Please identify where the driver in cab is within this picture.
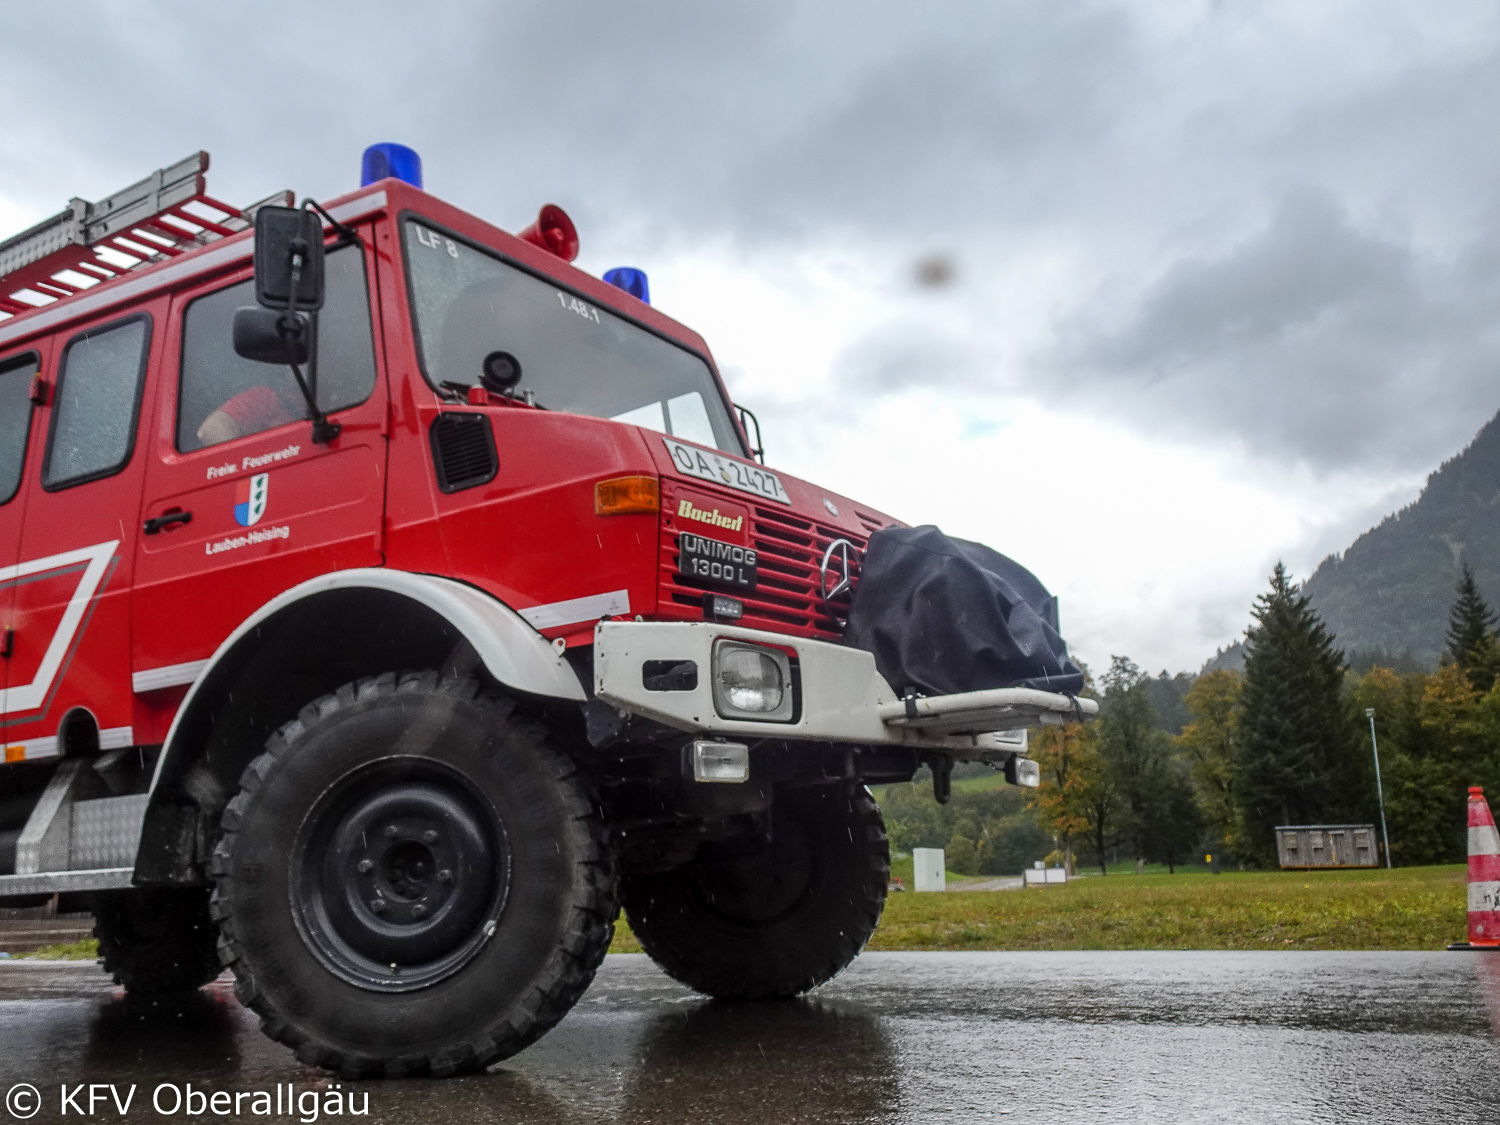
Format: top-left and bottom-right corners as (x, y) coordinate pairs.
(195, 384), (299, 447)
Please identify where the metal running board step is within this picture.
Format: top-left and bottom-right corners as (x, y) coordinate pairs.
(878, 687), (1098, 736)
(1, 760), (149, 901)
(0, 868), (134, 896)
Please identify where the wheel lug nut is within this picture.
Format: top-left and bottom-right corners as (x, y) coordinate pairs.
(357, 859), (373, 874)
(412, 904), (427, 918)
(437, 869), (452, 884)
(370, 899), (387, 913)
(423, 830), (438, 843)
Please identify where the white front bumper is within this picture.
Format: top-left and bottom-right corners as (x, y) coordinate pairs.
(593, 620), (1091, 753)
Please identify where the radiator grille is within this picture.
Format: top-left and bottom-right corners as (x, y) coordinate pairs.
(658, 480), (881, 639)
(430, 413), (498, 493)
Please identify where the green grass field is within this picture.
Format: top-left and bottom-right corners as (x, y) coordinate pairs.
(8, 868), (1465, 960)
(946, 771), (1011, 794)
(609, 865), (1467, 953)
(15, 938), (97, 961)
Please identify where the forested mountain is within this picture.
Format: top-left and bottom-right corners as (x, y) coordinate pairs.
(1206, 410), (1500, 672)
(1142, 671), (1195, 734)
(1301, 411), (1500, 667)
(1201, 643), (1246, 675)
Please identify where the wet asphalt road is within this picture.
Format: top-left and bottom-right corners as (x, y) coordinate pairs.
(0, 951), (1496, 1124)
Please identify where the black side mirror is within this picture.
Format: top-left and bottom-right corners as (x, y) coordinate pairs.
(254, 206), (325, 311)
(233, 307), (311, 365)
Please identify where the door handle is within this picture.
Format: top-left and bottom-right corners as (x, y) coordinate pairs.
(143, 509), (192, 535)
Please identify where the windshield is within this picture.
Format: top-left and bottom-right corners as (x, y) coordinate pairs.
(402, 218), (743, 454)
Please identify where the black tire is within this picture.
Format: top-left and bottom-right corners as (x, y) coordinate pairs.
(621, 784), (888, 999)
(209, 671), (617, 1078)
(93, 888), (222, 994)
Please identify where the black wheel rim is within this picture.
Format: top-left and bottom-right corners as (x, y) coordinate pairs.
(291, 757), (510, 993)
(693, 812), (818, 926)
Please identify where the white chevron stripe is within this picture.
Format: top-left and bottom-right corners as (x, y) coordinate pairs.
(0, 540), (117, 715)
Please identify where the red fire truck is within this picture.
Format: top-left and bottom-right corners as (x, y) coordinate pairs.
(0, 148), (1094, 1077)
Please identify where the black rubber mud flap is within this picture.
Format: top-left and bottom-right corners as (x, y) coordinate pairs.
(94, 887), (222, 994)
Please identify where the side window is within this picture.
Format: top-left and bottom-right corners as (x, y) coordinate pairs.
(177, 244), (377, 452)
(0, 354), (36, 504)
(44, 317), (150, 491)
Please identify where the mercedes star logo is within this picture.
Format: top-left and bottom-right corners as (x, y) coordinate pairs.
(819, 539), (857, 603)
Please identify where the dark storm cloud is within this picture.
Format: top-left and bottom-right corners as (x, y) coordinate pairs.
(0, 2), (1140, 238)
(1050, 187), (1500, 470)
(5, 2), (1500, 473)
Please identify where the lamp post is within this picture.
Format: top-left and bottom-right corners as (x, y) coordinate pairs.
(1365, 708), (1392, 869)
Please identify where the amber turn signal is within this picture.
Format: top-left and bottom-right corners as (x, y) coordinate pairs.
(595, 475), (659, 515)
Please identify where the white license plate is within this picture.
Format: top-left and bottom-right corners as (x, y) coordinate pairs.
(663, 438), (790, 505)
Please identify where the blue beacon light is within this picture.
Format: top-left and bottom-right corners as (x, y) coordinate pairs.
(361, 143), (423, 188)
(604, 267), (650, 305)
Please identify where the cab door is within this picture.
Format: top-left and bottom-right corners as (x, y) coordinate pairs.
(0, 346), (45, 760)
(5, 310), (160, 754)
(130, 237), (387, 704)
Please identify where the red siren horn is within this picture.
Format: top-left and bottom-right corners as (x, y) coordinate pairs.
(519, 204), (579, 262)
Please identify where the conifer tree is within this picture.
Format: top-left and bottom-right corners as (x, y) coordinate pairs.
(1446, 562), (1496, 664)
(1235, 563), (1363, 864)
(1446, 563), (1500, 692)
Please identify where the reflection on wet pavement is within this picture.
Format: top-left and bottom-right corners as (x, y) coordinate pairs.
(0, 951), (1496, 1122)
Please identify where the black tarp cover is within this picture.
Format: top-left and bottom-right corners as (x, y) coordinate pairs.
(843, 525), (1084, 697)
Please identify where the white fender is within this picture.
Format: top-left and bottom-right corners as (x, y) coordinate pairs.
(151, 569), (585, 792)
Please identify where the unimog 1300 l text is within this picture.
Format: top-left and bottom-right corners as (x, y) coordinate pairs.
(0, 146), (1095, 1077)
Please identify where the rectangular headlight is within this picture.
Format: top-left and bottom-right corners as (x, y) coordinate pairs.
(711, 640), (794, 722)
(1006, 756), (1041, 788)
(691, 740), (750, 783)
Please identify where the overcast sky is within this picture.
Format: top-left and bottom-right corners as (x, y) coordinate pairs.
(3, 1), (1497, 673)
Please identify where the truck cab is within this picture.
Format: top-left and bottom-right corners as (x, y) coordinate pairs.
(0, 148), (1093, 1076)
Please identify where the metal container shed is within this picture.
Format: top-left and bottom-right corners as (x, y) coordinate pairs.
(1275, 824), (1379, 869)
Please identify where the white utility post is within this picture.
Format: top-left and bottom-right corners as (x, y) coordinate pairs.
(912, 848), (946, 892)
(1365, 708), (1393, 869)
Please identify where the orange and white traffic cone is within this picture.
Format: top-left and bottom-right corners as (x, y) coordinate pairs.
(1449, 786), (1500, 950)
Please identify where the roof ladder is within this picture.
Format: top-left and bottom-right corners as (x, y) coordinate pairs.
(0, 152), (289, 319)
